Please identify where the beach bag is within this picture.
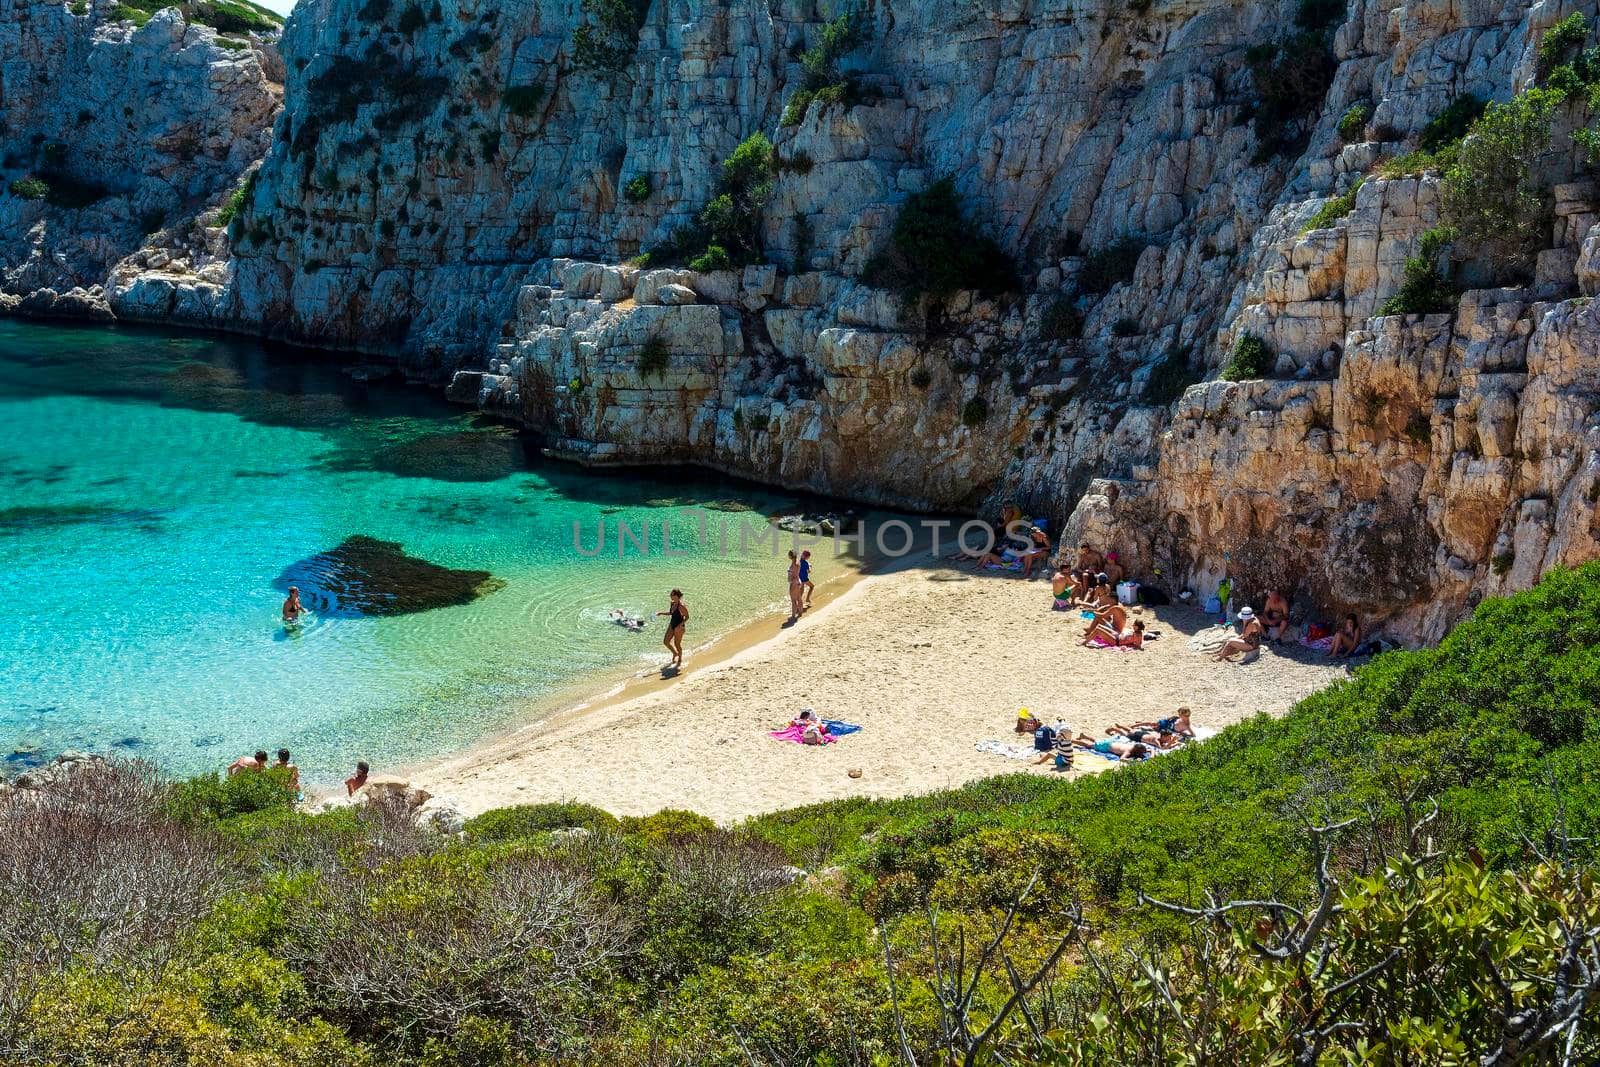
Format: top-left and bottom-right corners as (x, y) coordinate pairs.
(1306, 621), (1331, 641)
(1203, 595), (1221, 614)
(1139, 585), (1170, 606)
(1033, 726), (1057, 752)
(802, 722), (824, 745)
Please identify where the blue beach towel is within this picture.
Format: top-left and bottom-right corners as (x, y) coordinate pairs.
(822, 719), (861, 736)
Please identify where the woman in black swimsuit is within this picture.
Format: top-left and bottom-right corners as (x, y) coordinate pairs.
(656, 588), (688, 668)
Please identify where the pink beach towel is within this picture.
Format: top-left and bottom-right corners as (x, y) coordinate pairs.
(769, 723), (836, 745)
(1085, 634), (1138, 651)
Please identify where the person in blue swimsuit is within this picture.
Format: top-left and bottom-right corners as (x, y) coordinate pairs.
(799, 550), (814, 608)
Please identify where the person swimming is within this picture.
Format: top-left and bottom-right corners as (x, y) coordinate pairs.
(282, 586), (304, 624)
(608, 609), (646, 632)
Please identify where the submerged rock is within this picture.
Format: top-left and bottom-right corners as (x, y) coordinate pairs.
(320, 428), (530, 482)
(276, 535), (504, 617)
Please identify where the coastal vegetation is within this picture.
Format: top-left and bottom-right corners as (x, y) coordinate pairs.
(865, 176), (1018, 302)
(5, 566), (1600, 1062)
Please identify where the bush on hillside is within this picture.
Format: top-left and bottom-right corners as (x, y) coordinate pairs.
(1038, 296), (1083, 341)
(865, 177), (1018, 301)
(1078, 238), (1144, 293)
(1419, 93), (1487, 153)
(501, 84), (546, 118)
(1337, 100), (1370, 141)
(572, 0), (652, 73)
(623, 173), (651, 202)
(1220, 332), (1272, 380)
(1302, 176), (1362, 231)
(166, 767), (296, 824)
(8, 176), (48, 200)
(1440, 88), (1556, 277)
(1144, 347), (1199, 403)
(460, 801), (619, 841)
(1539, 10), (1590, 79)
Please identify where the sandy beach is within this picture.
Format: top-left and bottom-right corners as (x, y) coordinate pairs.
(413, 557), (1350, 823)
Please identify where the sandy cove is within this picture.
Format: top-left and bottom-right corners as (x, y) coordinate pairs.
(411, 556), (1351, 824)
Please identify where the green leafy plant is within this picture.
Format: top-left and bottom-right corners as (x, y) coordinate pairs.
(572, 0), (651, 73)
(1419, 93), (1486, 153)
(1302, 176), (1362, 232)
(689, 244), (733, 272)
(461, 802), (619, 841)
(865, 176), (1017, 301)
(1145, 347), (1198, 404)
(961, 396), (989, 427)
(215, 172), (256, 226)
(623, 174), (651, 202)
(501, 84), (546, 118)
(1038, 297), (1083, 342)
(1111, 317), (1139, 337)
(1440, 88), (1556, 278)
(1538, 11), (1590, 79)
(1337, 100), (1370, 141)
(1221, 332), (1272, 380)
(638, 336), (671, 376)
(7, 177), (48, 200)
(1078, 238), (1145, 293)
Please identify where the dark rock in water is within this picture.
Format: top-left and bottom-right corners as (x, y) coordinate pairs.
(111, 736), (142, 749)
(275, 535), (505, 616)
(320, 428), (529, 482)
(0, 503), (167, 535)
(192, 734), (225, 748)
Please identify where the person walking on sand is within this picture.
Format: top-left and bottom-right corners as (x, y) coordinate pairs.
(345, 760), (369, 796)
(800, 549), (815, 607)
(656, 588), (688, 668)
(282, 586), (304, 624)
(786, 551), (804, 621)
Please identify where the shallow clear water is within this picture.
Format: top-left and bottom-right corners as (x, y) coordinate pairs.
(0, 320), (810, 785)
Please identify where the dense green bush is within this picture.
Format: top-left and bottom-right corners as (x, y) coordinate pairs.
(619, 807), (716, 839)
(1301, 176), (1362, 231)
(623, 173), (650, 202)
(866, 176), (1018, 301)
(500, 84), (546, 118)
(1378, 226), (1456, 316)
(571, 0), (651, 73)
(637, 336), (671, 376)
(166, 767), (297, 823)
(960, 396), (989, 427)
(8, 176), (48, 200)
(1336, 100), (1370, 141)
(1144, 347), (1199, 404)
(1539, 10), (1590, 79)
(688, 244), (732, 271)
(1419, 93), (1486, 153)
(1038, 296), (1083, 341)
(1220, 332), (1272, 380)
(460, 801), (619, 841)
(1077, 238), (1144, 293)
(214, 172), (255, 226)
(1440, 88), (1556, 276)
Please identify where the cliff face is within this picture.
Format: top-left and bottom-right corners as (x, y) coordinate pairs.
(0, 0), (280, 315)
(5, 0), (1600, 639)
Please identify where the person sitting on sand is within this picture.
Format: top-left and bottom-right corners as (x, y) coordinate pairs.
(1115, 707), (1195, 739)
(1019, 524), (1053, 578)
(1034, 720), (1076, 769)
(1073, 735), (1151, 759)
(1082, 600), (1129, 645)
(272, 748), (300, 791)
(1214, 606), (1265, 661)
(1051, 564), (1076, 610)
(1103, 552), (1125, 586)
(1328, 613), (1362, 659)
(1075, 542), (1105, 575)
(1263, 590), (1292, 643)
(228, 750), (268, 776)
(345, 760), (369, 796)
(282, 586), (304, 624)
(1117, 619), (1147, 649)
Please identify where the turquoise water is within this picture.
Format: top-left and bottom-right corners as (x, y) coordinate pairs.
(0, 320), (810, 785)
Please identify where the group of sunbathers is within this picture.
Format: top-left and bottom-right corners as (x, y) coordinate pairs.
(1021, 707), (1196, 769)
(1050, 544), (1143, 648)
(1213, 588), (1366, 661)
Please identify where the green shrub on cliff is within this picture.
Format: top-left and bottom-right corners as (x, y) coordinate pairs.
(571, 0), (652, 73)
(1078, 237), (1144, 293)
(215, 172), (256, 227)
(865, 176), (1018, 301)
(689, 133), (776, 267)
(1220, 332), (1271, 380)
(501, 84), (546, 118)
(1378, 226), (1456, 316)
(7, 176), (48, 200)
(1301, 176), (1362, 232)
(1440, 88), (1556, 278)
(623, 173), (651, 202)
(1337, 99), (1370, 141)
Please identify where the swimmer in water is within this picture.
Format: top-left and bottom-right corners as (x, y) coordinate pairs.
(282, 586), (304, 624)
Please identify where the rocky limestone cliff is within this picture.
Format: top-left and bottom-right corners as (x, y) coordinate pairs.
(5, 0), (1600, 641)
(0, 0), (281, 315)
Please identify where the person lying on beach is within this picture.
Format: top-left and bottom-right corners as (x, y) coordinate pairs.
(345, 760), (369, 796)
(1214, 606), (1265, 661)
(958, 505), (1020, 562)
(282, 586), (304, 624)
(1328, 613), (1362, 659)
(1106, 724), (1181, 748)
(1072, 735), (1150, 759)
(228, 750), (268, 776)
(792, 709), (831, 745)
(1263, 590), (1292, 643)
(1115, 707), (1194, 738)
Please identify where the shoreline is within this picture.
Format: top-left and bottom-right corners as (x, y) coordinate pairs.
(403, 554), (1352, 824)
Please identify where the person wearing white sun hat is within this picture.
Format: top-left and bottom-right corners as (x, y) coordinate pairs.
(1214, 605), (1265, 661)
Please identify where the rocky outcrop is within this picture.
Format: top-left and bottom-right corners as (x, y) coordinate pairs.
(0, 1), (281, 314)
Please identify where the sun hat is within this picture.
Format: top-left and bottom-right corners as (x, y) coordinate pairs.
(1017, 707), (1032, 718)
(1238, 607), (1256, 619)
